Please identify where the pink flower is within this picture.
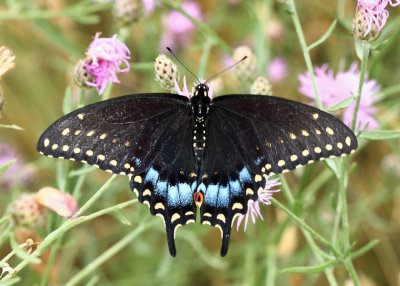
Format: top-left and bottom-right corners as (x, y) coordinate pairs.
(298, 63), (381, 131)
(142, 0), (157, 16)
(160, 1), (203, 50)
(356, 0), (400, 36)
(236, 176), (280, 232)
(267, 57), (288, 84)
(174, 77), (214, 99)
(85, 34), (131, 95)
(36, 187), (78, 218)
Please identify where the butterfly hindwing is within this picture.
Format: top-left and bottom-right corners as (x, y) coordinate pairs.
(212, 94), (358, 176)
(129, 108), (197, 256)
(198, 109), (267, 256)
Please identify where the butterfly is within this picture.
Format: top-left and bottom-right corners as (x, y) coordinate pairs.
(37, 82), (358, 257)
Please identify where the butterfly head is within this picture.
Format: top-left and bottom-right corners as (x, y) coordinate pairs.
(193, 83), (210, 99)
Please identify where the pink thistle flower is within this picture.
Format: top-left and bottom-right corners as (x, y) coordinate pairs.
(84, 33), (131, 95)
(267, 57), (288, 84)
(356, 0), (400, 36)
(298, 63), (381, 131)
(160, 1), (203, 50)
(236, 176), (280, 232)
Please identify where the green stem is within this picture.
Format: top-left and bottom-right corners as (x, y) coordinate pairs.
(77, 89), (85, 109)
(279, 175), (295, 207)
(9, 181), (134, 275)
(272, 199), (341, 258)
(351, 43), (370, 131)
(198, 40), (213, 79)
(73, 175), (117, 218)
(265, 244), (276, 286)
(39, 236), (63, 286)
(64, 220), (156, 286)
(286, 0), (323, 109)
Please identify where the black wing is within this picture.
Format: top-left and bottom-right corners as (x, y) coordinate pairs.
(199, 94), (357, 256)
(37, 93), (198, 256)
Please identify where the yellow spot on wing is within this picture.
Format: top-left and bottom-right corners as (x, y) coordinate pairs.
(100, 133), (107, 139)
(77, 113), (84, 120)
(255, 174), (262, 182)
(62, 128), (70, 136)
(155, 203), (165, 210)
(326, 144), (333, 151)
(278, 160), (286, 167)
(345, 136), (351, 146)
(134, 175), (142, 183)
(337, 142), (343, 149)
(110, 160), (117, 166)
(302, 150), (310, 156)
(44, 138), (50, 147)
(290, 133), (296, 140)
(73, 148), (81, 154)
(51, 144), (58, 150)
(301, 130), (309, 137)
(124, 163), (130, 169)
(97, 154), (105, 161)
(290, 155), (298, 161)
(326, 127), (335, 135)
(314, 147), (322, 153)
(232, 203), (243, 210)
(62, 145), (69, 151)
(74, 130), (81, 135)
(217, 214), (226, 223)
(246, 188), (254, 195)
(143, 189), (151, 196)
(87, 130), (95, 137)
(265, 164), (272, 170)
(86, 150), (93, 156)
(313, 113), (319, 119)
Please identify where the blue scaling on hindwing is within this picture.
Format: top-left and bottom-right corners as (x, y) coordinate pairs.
(144, 167), (159, 185)
(229, 180), (241, 196)
(204, 184), (219, 207)
(155, 180), (168, 197)
(177, 182), (193, 205)
(216, 184), (229, 208)
(167, 184), (179, 206)
(239, 166), (252, 183)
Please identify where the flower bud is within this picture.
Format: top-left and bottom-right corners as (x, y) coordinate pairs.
(250, 76), (272, 95)
(113, 0), (141, 27)
(155, 54), (180, 90)
(8, 194), (46, 228)
(353, 8), (381, 42)
(233, 46), (258, 82)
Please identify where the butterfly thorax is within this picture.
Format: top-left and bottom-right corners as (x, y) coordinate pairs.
(191, 83), (211, 164)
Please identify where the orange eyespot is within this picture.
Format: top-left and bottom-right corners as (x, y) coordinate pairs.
(193, 191), (204, 204)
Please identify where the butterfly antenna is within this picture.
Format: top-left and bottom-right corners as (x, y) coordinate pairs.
(205, 56), (247, 83)
(167, 47), (200, 83)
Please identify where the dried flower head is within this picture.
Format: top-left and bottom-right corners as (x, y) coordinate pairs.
(82, 33), (131, 95)
(298, 63), (381, 131)
(250, 76), (272, 95)
(233, 46), (258, 82)
(236, 176), (280, 231)
(155, 54), (180, 90)
(8, 194), (47, 228)
(0, 46), (15, 79)
(8, 188), (78, 228)
(113, 0), (141, 26)
(73, 59), (95, 89)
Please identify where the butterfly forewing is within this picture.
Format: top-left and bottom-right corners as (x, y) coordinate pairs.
(37, 94), (189, 175)
(212, 95), (358, 176)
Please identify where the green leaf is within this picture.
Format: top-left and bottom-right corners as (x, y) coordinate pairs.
(0, 277), (21, 286)
(354, 39), (364, 60)
(359, 130), (400, 140)
(282, 259), (337, 274)
(328, 94), (355, 112)
(113, 210), (132, 226)
(0, 160), (15, 175)
(62, 86), (72, 115)
(308, 19), (337, 50)
(324, 158), (340, 178)
(9, 233), (41, 264)
(0, 216), (10, 227)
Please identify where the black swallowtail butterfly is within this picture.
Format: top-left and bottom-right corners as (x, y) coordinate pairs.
(37, 83), (357, 256)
